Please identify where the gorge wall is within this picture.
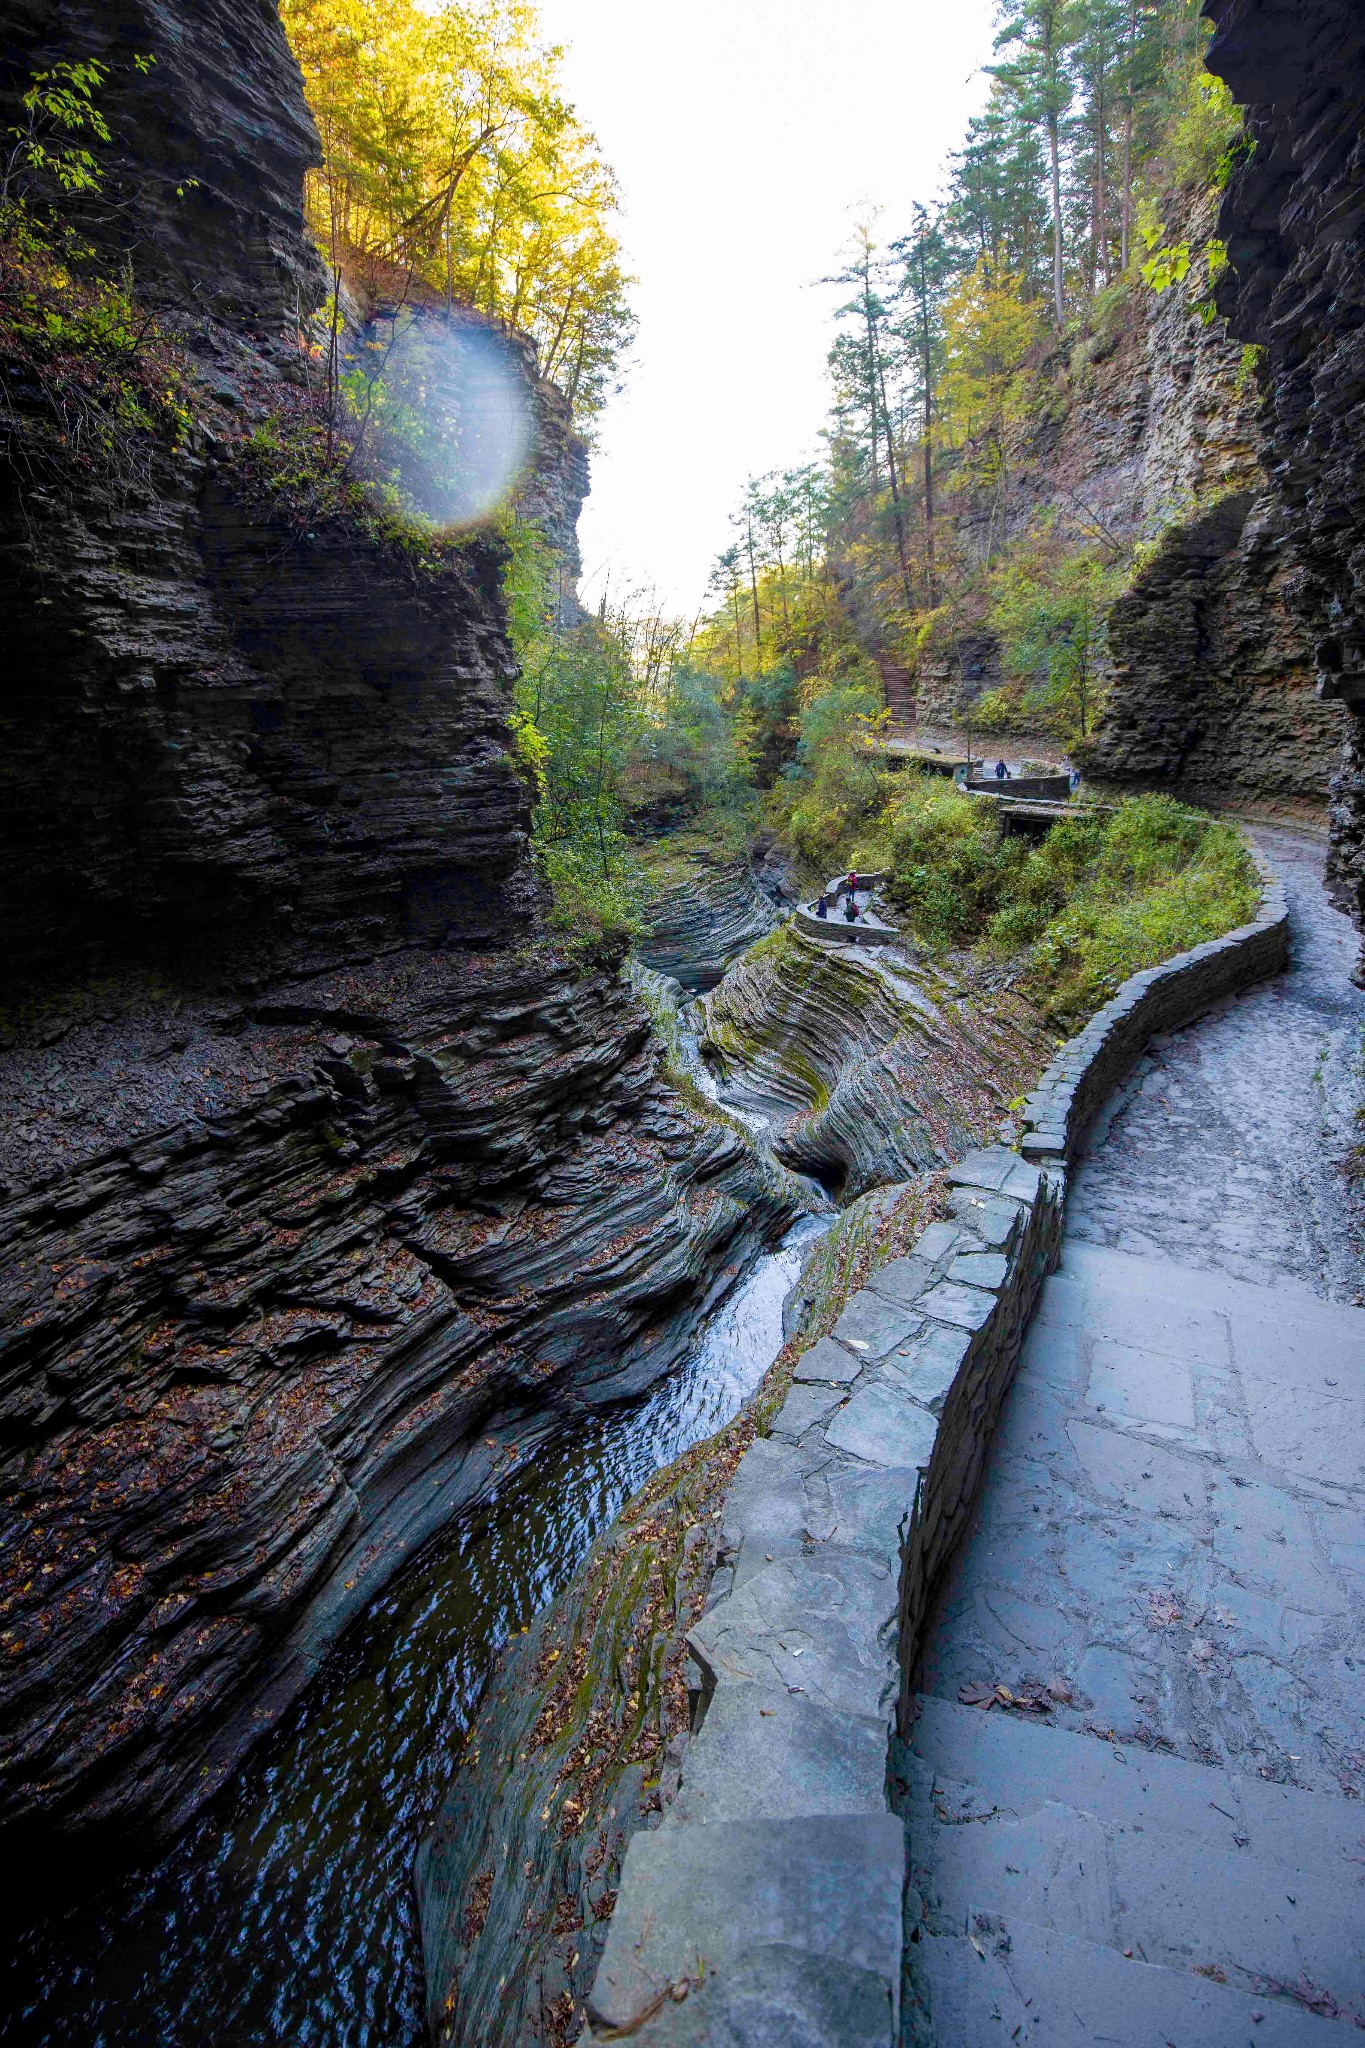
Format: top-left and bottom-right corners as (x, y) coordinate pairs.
(1205, 0), (1365, 947)
(920, 196), (1346, 816)
(0, 0), (794, 1853)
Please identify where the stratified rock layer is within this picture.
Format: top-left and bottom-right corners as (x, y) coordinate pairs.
(0, 0), (774, 1854)
(635, 845), (784, 991)
(0, 950), (795, 1846)
(1205, 0), (1365, 944)
(699, 925), (1050, 1199)
(925, 192), (1345, 811)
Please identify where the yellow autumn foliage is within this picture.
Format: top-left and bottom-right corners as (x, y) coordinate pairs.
(280, 0), (632, 421)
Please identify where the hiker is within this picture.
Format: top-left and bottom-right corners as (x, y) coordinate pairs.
(994, 759), (1008, 781)
(845, 869), (858, 903)
(815, 893), (828, 919)
(844, 895), (858, 923)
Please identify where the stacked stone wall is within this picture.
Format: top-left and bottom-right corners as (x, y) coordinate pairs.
(584, 844), (1287, 2045)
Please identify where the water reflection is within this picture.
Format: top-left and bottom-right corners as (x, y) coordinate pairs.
(5, 1220), (826, 2048)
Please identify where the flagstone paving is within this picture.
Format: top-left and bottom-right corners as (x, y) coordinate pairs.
(908, 830), (1365, 2042)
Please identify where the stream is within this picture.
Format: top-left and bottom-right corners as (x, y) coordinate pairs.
(3, 1212), (827, 2047)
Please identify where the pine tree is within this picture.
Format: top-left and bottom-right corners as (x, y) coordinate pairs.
(990, 0), (1080, 327)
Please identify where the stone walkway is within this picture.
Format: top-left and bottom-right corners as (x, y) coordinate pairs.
(908, 832), (1365, 2040)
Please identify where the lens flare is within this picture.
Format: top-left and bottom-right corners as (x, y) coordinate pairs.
(344, 307), (535, 530)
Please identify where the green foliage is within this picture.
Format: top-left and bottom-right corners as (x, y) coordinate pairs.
(770, 676), (890, 869)
(502, 519), (647, 953)
(2, 58), (115, 203)
(233, 402), (475, 569)
(0, 58), (190, 477)
(280, 0), (633, 430)
(1234, 340), (1264, 394)
(1136, 195), (1191, 292)
(536, 836), (646, 963)
(1163, 68), (1247, 192)
(986, 544), (1122, 740)
(883, 786), (1258, 1026)
(883, 778), (1025, 946)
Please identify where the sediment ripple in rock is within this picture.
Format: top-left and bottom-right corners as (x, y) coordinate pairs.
(635, 848), (783, 991)
(699, 923), (1050, 1199)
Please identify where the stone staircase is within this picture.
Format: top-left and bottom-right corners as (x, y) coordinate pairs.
(905, 1692), (1364, 2043)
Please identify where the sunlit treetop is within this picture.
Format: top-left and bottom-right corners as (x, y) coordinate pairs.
(280, 0), (634, 428)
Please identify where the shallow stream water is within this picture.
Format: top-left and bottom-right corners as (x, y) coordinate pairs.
(4, 1219), (826, 2047)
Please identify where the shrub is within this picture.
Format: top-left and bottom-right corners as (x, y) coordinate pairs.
(772, 677), (889, 869)
(882, 778), (1023, 946)
(881, 787), (1258, 1028)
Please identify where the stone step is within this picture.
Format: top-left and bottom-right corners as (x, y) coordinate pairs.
(910, 1694), (1365, 1874)
(907, 1697), (1365, 2024)
(668, 1679), (888, 1826)
(905, 1761), (1364, 2018)
(912, 1910), (1360, 2047)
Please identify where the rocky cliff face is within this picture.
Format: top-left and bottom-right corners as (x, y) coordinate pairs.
(0, 0), (790, 1852)
(926, 194), (1345, 814)
(1205, 0), (1365, 943)
(699, 926), (1050, 1201)
(0, 949), (793, 1850)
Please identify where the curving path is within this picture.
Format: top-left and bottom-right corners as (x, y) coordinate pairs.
(907, 830), (1365, 2042)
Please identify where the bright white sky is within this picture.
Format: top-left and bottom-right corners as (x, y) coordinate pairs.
(532, 0), (998, 619)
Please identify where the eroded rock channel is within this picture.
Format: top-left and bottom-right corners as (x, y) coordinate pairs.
(3, 901), (1039, 2045)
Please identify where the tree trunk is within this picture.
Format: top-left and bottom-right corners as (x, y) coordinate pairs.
(877, 356), (916, 612)
(1120, 1), (1136, 273)
(918, 246), (937, 608)
(1048, 110), (1065, 326)
(745, 519), (763, 668)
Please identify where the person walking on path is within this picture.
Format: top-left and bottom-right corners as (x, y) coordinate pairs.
(994, 758), (1008, 780)
(815, 893), (828, 919)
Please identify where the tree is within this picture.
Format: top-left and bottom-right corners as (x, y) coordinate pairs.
(279, 0), (634, 428)
(989, 549), (1122, 737)
(991, 0), (1079, 327)
(826, 227), (916, 614)
(891, 206), (954, 605)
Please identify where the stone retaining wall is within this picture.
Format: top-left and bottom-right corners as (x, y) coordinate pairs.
(965, 774), (1073, 802)
(1016, 850), (1289, 1165)
(583, 849), (1286, 2047)
(583, 1144), (1063, 2044)
(792, 905), (900, 947)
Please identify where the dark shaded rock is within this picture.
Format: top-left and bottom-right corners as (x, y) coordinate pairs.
(0, 948), (796, 1848)
(1205, 0), (1365, 947)
(0, 0), (325, 324)
(0, 0), (767, 1860)
(0, 457), (540, 984)
(927, 194), (1344, 811)
(636, 845), (783, 992)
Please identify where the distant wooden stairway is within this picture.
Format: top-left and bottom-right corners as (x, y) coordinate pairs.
(877, 658), (916, 734)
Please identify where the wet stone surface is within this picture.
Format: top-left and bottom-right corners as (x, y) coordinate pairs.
(1065, 826), (1365, 1303)
(909, 833), (1365, 2039)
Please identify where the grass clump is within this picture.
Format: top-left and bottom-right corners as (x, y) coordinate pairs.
(883, 785), (1258, 1028)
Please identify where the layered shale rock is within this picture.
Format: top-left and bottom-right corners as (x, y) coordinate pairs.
(635, 842), (787, 992)
(1027, 194), (1342, 810)
(922, 184), (1344, 813)
(0, 0), (791, 1851)
(415, 1177), (944, 2048)
(0, 950), (796, 1847)
(1205, 0), (1365, 944)
(698, 925), (1050, 1200)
